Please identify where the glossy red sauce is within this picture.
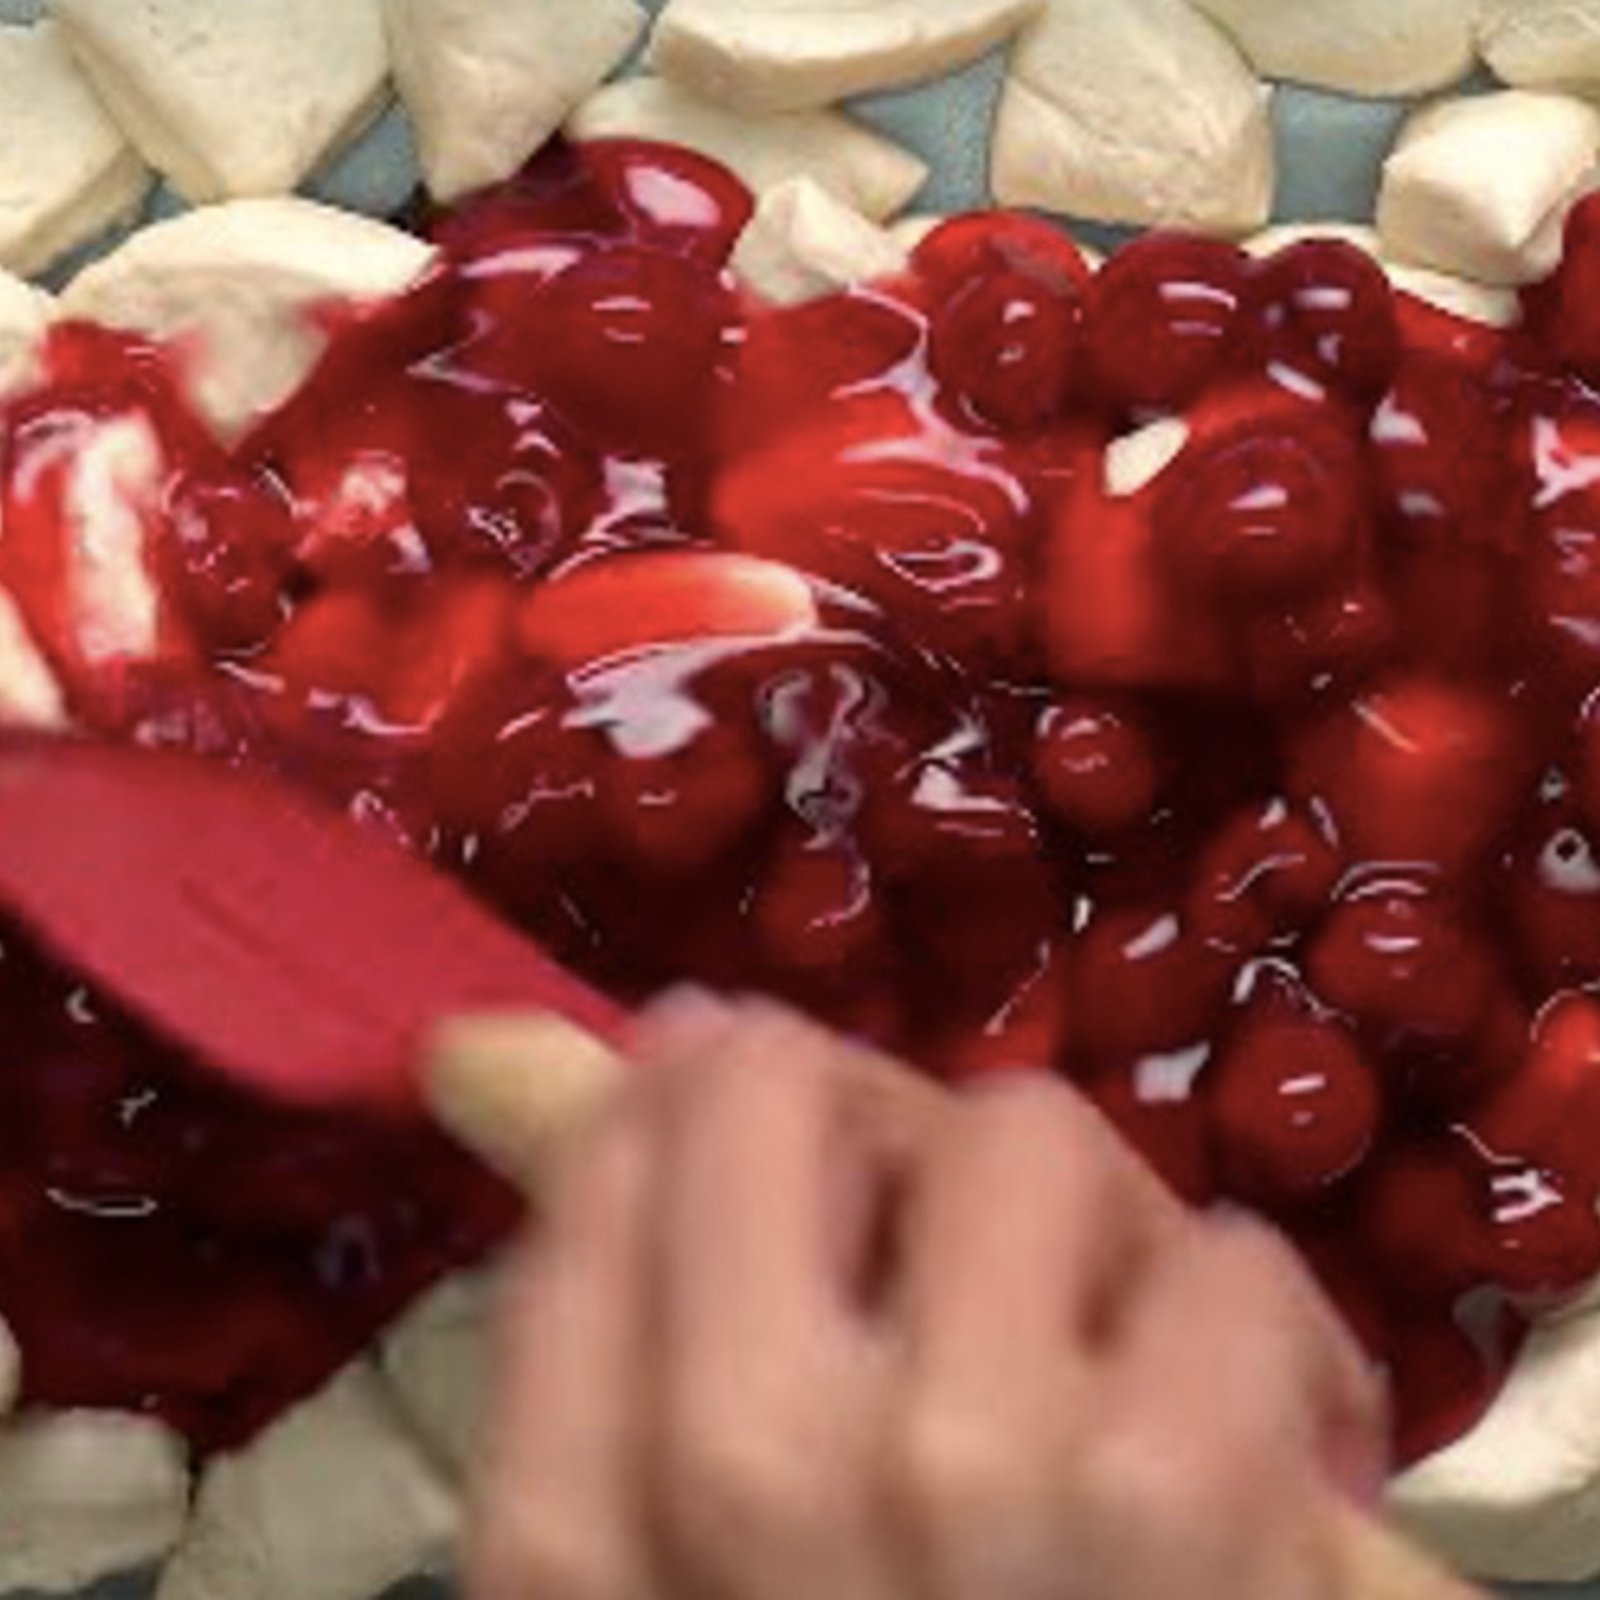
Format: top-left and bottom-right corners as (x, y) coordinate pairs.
(3, 137), (1600, 1464)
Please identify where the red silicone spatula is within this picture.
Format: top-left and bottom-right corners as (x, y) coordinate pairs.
(0, 736), (623, 1113)
(0, 737), (1485, 1600)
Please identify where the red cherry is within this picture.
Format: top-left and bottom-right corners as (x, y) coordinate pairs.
(1084, 233), (1250, 411)
(1504, 792), (1600, 991)
(1523, 398), (1600, 699)
(1357, 1142), (1488, 1298)
(1369, 356), (1516, 550)
(1156, 412), (1366, 601)
(1469, 993), (1600, 1175)
(1244, 581), (1394, 705)
(268, 578), (516, 734)
(1044, 439), (1234, 692)
(715, 390), (1037, 669)
(1551, 192), (1600, 380)
(929, 263), (1083, 432)
(160, 470), (295, 651)
(940, 943), (1074, 1081)
(1070, 905), (1235, 1067)
(427, 673), (609, 931)
(1308, 878), (1493, 1041)
(1292, 678), (1525, 875)
(1252, 239), (1399, 398)
(1210, 1015), (1382, 1206)
(1478, 1158), (1600, 1301)
(729, 289), (925, 448)
(580, 139), (755, 263)
(1186, 798), (1341, 954)
(751, 834), (886, 977)
(501, 245), (738, 457)
(1383, 1306), (1513, 1469)
(1393, 287), (1512, 374)
(913, 212), (1094, 301)
(595, 721), (772, 879)
(1031, 697), (1158, 835)
(514, 551), (819, 668)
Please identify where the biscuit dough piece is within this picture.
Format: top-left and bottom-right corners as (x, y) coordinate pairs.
(381, 1268), (499, 1478)
(155, 1362), (459, 1600)
(0, 21), (148, 277)
(566, 76), (928, 221)
(1390, 1309), (1600, 1582)
(990, 0), (1274, 236)
(1191, 0), (1475, 96)
(732, 177), (910, 302)
(650, 0), (1042, 114)
(54, 0), (390, 203)
(61, 198), (434, 440)
(1479, 0), (1600, 94)
(1377, 90), (1600, 286)
(386, 0), (646, 202)
(0, 1410), (190, 1595)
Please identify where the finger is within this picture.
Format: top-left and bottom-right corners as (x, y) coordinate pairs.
(904, 1072), (1184, 1370)
(652, 996), (897, 1345)
(464, 1103), (657, 1600)
(647, 999), (903, 1600)
(888, 1074), (1183, 1599)
(1103, 1212), (1390, 1573)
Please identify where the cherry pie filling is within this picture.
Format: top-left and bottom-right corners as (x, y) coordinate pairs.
(4, 138), (1600, 1465)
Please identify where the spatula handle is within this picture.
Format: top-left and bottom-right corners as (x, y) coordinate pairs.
(423, 1011), (1486, 1600)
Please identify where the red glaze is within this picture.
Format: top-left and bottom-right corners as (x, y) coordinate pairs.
(2, 137), (1600, 1465)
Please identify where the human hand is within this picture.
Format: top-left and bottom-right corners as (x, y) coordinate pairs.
(464, 991), (1388, 1600)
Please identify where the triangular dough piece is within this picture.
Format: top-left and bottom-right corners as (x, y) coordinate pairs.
(61, 198), (434, 440)
(649, 0), (1042, 114)
(387, 0), (646, 203)
(1377, 90), (1600, 287)
(990, 0), (1273, 236)
(732, 176), (909, 303)
(0, 21), (148, 277)
(0, 269), (53, 396)
(1192, 0), (1474, 97)
(54, 0), (390, 203)
(566, 76), (927, 221)
(1480, 0), (1600, 93)
(155, 1362), (458, 1600)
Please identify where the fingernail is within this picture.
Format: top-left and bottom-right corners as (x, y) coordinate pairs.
(630, 984), (740, 1063)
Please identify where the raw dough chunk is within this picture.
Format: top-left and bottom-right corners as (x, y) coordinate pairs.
(0, 1410), (190, 1595)
(0, 270), (54, 396)
(1377, 90), (1600, 286)
(566, 76), (928, 221)
(991, 0), (1274, 236)
(0, 21), (148, 277)
(62, 198), (435, 440)
(381, 1267), (498, 1477)
(54, 0), (390, 203)
(386, 0), (646, 203)
(650, 0), (1042, 114)
(1191, 0), (1474, 96)
(1480, 0), (1600, 93)
(156, 1362), (459, 1600)
(1390, 1310), (1600, 1582)
(732, 177), (909, 302)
